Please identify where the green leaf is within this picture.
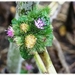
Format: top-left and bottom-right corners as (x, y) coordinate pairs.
(11, 18), (18, 25)
(18, 15), (28, 23)
(45, 33), (53, 46)
(12, 25), (20, 35)
(20, 45), (33, 60)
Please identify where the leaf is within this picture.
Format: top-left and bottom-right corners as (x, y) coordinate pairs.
(45, 33), (53, 46)
(12, 25), (20, 35)
(18, 15), (28, 23)
(20, 46), (33, 60)
(40, 6), (50, 16)
(11, 18), (18, 25)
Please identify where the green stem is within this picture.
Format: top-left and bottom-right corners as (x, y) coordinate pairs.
(34, 51), (47, 73)
(39, 47), (57, 74)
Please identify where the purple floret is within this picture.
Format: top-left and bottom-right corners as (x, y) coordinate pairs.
(34, 18), (45, 29)
(7, 26), (14, 38)
(25, 64), (33, 71)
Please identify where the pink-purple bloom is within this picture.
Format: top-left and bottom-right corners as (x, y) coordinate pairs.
(34, 18), (44, 29)
(7, 26), (14, 38)
(25, 64), (33, 71)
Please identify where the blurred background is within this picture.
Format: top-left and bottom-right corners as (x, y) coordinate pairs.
(0, 1), (75, 74)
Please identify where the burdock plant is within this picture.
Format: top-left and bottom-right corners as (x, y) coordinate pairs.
(7, 6), (56, 74)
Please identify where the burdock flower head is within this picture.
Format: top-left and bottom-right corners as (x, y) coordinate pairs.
(20, 23), (29, 33)
(34, 18), (45, 29)
(25, 34), (37, 48)
(7, 26), (14, 38)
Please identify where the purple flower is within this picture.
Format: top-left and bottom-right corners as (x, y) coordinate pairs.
(34, 18), (44, 29)
(7, 26), (14, 38)
(25, 64), (33, 71)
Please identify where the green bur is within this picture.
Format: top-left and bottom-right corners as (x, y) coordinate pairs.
(8, 2), (57, 73)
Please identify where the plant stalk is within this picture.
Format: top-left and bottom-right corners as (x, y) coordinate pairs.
(34, 51), (47, 73)
(39, 47), (57, 74)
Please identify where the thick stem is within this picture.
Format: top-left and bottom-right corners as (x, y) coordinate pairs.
(39, 48), (57, 74)
(34, 51), (47, 73)
(7, 43), (22, 73)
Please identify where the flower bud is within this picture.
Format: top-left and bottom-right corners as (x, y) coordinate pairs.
(20, 23), (29, 33)
(25, 34), (37, 48)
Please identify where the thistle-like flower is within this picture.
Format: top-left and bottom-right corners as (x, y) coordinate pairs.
(7, 26), (14, 38)
(34, 18), (44, 29)
(25, 34), (37, 48)
(20, 23), (29, 33)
